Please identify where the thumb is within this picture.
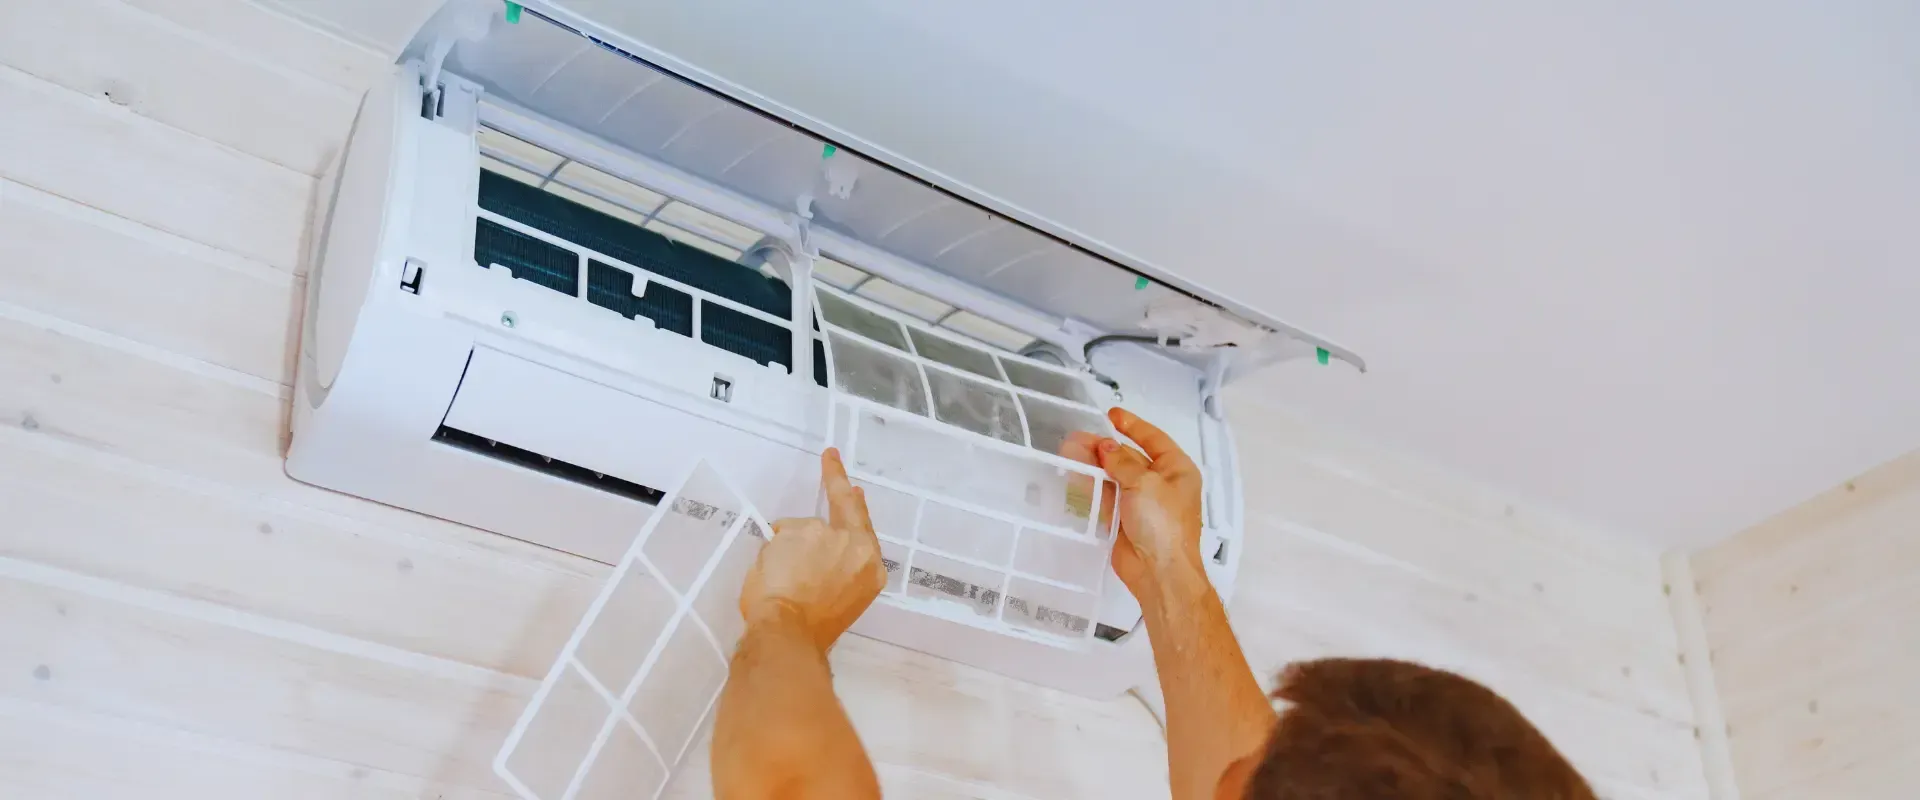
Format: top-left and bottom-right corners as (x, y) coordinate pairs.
(1096, 437), (1154, 490)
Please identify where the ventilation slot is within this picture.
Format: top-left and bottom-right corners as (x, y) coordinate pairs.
(433, 425), (665, 504)
(701, 304), (790, 370)
(474, 217), (579, 296)
(587, 259), (692, 336)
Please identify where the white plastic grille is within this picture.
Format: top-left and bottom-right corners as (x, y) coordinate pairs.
(826, 400), (1121, 646)
(496, 460), (766, 800)
(815, 284), (1123, 647)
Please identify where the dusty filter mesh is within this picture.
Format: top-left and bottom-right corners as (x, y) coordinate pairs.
(830, 399), (1122, 645)
(496, 461), (767, 800)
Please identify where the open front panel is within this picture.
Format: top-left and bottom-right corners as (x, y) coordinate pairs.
(497, 460), (766, 800)
(439, 4), (1364, 375)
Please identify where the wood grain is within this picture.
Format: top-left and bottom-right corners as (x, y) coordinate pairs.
(1695, 449), (1920, 798)
(0, 65), (311, 270)
(0, 0), (362, 175)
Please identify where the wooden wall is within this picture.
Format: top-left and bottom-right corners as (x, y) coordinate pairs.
(1691, 450), (1920, 799)
(0, 1), (1706, 797)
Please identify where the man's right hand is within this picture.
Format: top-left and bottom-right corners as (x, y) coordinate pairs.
(741, 448), (886, 653)
(1077, 407), (1208, 598)
(1072, 409), (1273, 800)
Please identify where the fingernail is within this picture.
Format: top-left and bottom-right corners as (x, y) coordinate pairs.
(825, 447), (841, 460)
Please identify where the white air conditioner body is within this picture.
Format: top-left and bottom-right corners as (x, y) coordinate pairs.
(287, 0), (1361, 699)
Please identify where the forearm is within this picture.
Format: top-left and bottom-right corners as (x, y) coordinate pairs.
(712, 605), (880, 800)
(1140, 557), (1277, 800)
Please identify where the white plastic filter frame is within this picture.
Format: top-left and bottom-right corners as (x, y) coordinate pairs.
(496, 460), (767, 800)
(829, 397), (1121, 645)
(816, 284), (1115, 444)
(814, 284), (1125, 647)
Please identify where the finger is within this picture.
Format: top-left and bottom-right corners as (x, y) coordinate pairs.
(770, 517), (808, 536)
(1096, 437), (1155, 490)
(1057, 430), (1102, 466)
(1109, 407), (1197, 474)
(820, 449), (874, 533)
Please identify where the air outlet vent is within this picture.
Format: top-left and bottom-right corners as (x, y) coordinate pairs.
(432, 425), (664, 504)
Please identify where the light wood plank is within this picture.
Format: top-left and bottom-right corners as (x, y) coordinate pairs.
(0, 562), (533, 794)
(1227, 396), (1663, 583)
(121, 0), (391, 92)
(0, 697), (512, 800)
(1692, 447), (1920, 584)
(0, 492), (1168, 800)
(0, 64), (311, 271)
(1748, 746), (1920, 800)
(1712, 572), (1920, 713)
(1229, 540), (1703, 797)
(0, 179), (300, 384)
(0, 0), (361, 175)
(1236, 515), (1691, 725)
(0, 425), (602, 680)
(1695, 446), (1920, 798)
(1697, 484), (1920, 650)
(0, 309), (599, 574)
(662, 660), (1164, 800)
(831, 636), (1170, 800)
(1722, 659), (1918, 797)
(255, 0), (442, 58)
(1239, 441), (1675, 644)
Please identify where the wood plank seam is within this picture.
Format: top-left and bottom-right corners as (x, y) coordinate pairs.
(0, 298), (287, 398)
(0, 61), (309, 177)
(107, 0), (367, 98)
(1286, 446), (1665, 581)
(0, 694), (517, 799)
(0, 554), (533, 692)
(0, 421), (607, 585)
(2, 176), (296, 286)
(0, 63), (313, 270)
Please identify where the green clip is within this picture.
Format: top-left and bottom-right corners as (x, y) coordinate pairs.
(1315, 347), (1330, 365)
(822, 143), (838, 159)
(1133, 276), (1149, 290)
(503, 1), (522, 23)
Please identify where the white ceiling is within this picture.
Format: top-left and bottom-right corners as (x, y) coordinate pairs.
(316, 0), (1920, 548)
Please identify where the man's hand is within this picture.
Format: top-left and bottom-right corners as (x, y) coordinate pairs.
(1063, 408), (1206, 598)
(716, 448), (885, 798)
(739, 448), (887, 652)
(1067, 408), (1274, 800)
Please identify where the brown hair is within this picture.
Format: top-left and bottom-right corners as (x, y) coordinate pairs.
(1241, 659), (1598, 800)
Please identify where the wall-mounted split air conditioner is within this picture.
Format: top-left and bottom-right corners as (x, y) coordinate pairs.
(287, 0), (1362, 722)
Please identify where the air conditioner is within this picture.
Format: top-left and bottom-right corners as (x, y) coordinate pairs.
(286, 0), (1363, 704)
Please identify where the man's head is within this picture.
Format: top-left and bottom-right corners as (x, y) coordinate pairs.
(1221, 658), (1598, 800)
